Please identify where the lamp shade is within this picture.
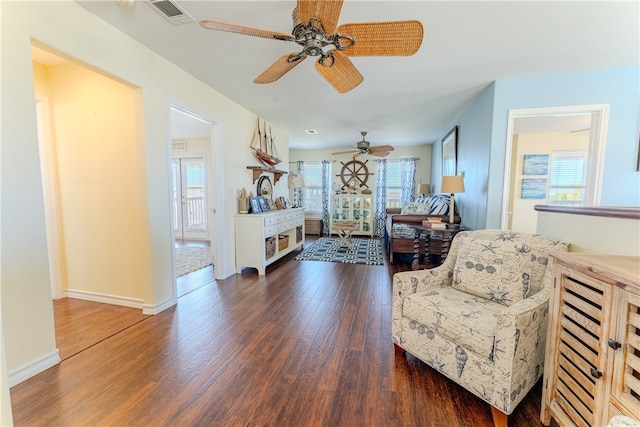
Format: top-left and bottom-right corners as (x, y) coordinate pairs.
(288, 172), (305, 189)
(441, 175), (465, 194)
(417, 183), (430, 196)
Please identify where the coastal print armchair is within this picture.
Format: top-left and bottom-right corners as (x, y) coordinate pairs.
(392, 230), (568, 427)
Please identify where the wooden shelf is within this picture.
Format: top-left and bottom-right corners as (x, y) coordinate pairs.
(247, 166), (287, 184)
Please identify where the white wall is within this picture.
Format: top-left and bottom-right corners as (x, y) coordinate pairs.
(1, 1), (288, 408)
(34, 60), (152, 303)
(537, 210), (639, 255)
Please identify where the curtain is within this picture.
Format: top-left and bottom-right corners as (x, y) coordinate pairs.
(322, 160), (331, 235)
(401, 157), (417, 204)
(374, 159), (388, 237)
(296, 160), (304, 208)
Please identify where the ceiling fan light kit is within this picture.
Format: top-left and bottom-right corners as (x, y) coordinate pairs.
(200, 0), (424, 93)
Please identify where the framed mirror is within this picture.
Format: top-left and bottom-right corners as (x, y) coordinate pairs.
(257, 175), (273, 199)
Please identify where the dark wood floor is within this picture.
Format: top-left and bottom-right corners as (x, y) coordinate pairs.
(10, 236), (547, 427)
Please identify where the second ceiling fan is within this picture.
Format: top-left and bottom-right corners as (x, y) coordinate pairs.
(332, 131), (394, 158)
(200, 0), (424, 93)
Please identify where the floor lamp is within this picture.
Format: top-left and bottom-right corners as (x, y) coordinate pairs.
(288, 172), (305, 208)
(440, 175), (465, 223)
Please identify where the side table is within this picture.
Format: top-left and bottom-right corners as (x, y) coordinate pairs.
(333, 220), (358, 252)
(410, 225), (460, 270)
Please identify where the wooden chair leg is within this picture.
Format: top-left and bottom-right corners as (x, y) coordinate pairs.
(393, 343), (406, 357)
(490, 406), (508, 427)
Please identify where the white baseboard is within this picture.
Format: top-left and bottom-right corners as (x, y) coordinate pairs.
(64, 289), (178, 315)
(64, 289), (144, 309)
(142, 298), (176, 315)
(8, 350), (60, 387)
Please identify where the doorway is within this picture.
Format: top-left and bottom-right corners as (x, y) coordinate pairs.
(501, 105), (609, 231)
(168, 105), (225, 287)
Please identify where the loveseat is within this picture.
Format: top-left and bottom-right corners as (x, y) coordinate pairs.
(392, 230), (569, 426)
(385, 194), (460, 263)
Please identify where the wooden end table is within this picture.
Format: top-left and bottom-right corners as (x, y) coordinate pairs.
(410, 225), (460, 270)
(333, 220), (358, 252)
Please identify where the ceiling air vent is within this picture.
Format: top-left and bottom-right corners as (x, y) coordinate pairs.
(147, 0), (195, 25)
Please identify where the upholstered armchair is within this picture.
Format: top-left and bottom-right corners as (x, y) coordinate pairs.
(392, 230), (568, 426)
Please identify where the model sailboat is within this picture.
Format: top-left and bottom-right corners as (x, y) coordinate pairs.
(250, 118), (281, 168)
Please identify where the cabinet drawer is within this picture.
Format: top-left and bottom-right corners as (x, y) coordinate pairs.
(264, 225), (278, 236)
(264, 215), (281, 226)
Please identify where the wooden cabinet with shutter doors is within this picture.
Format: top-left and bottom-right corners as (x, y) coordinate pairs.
(541, 253), (640, 427)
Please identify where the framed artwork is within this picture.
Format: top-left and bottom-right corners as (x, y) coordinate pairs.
(442, 126), (458, 176)
(521, 178), (547, 199)
(258, 196), (269, 212)
(250, 196), (261, 214)
(267, 198), (276, 211)
(523, 154), (549, 175)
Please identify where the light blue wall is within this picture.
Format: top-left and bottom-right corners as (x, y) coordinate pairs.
(488, 67), (640, 227)
(455, 83), (495, 230)
(435, 67), (640, 230)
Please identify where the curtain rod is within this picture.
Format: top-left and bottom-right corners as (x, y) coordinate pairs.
(290, 158), (419, 163)
(288, 160), (338, 164)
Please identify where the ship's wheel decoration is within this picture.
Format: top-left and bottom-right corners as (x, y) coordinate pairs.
(336, 159), (372, 189)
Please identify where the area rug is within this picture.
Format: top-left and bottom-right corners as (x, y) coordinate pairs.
(295, 237), (384, 265)
(176, 246), (213, 277)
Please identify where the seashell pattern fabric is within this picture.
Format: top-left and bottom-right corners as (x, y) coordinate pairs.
(607, 416), (640, 427)
(451, 231), (563, 307)
(392, 229), (568, 415)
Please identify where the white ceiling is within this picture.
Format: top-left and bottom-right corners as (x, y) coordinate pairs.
(67, 1), (637, 149)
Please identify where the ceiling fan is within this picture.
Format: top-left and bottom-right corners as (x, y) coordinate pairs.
(331, 131), (394, 158)
(199, 0), (423, 93)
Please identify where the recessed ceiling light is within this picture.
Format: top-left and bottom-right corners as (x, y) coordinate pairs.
(305, 129), (318, 135)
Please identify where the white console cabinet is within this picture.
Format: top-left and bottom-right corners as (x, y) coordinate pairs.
(234, 208), (305, 275)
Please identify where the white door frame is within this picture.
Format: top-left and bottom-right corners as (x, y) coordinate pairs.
(35, 99), (64, 300)
(501, 104), (609, 229)
(168, 104), (226, 281)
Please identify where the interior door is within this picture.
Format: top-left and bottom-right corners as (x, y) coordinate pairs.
(172, 157), (208, 240)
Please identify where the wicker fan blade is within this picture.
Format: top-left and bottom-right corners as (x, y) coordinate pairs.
(296, 0), (344, 34)
(254, 53), (307, 84)
(336, 21), (423, 56)
(332, 149), (359, 155)
(370, 145), (395, 153)
(200, 20), (294, 41)
(368, 151), (390, 157)
(315, 50), (363, 93)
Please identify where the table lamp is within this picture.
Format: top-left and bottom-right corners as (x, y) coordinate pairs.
(440, 175), (465, 223)
(417, 183), (430, 198)
(288, 172), (305, 208)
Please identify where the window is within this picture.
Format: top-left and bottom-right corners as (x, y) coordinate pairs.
(303, 162), (325, 213)
(386, 160), (402, 208)
(549, 150), (588, 206)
